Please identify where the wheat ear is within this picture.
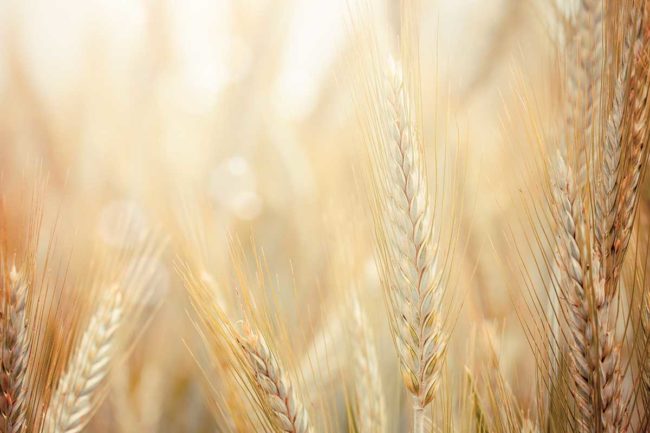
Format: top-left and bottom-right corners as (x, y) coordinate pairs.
(239, 328), (312, 433)
(595, 5), (643, 269)
(554, 153), (626, 432)
(586, 264), (624, 433)
(373, 59), (445, 433)
(350, 296), (386, 433)
(588, 6), (649, 432)
(42, 286), (123, 433)
(566, 0), (603, 186)
(608, 41), (650, 292)
(552, 154), (592, 432)
(0, 266), (30, 433)
(596, 66), (625, 281)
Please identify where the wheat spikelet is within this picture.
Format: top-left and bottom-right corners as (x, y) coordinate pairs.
(0, 266), (30, 433)
(350, 296), (385, 433)
(42, 285), (123, 433)
(239, 327), (312, 433)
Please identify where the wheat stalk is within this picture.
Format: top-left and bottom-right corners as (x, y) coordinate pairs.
(350, 295), (386, 433)
(591, 262), (624, 433)
(565, 0), (604, 187)
(595, 65), (625, 281)
(552, 154), (593, 432)
(548, 5), (650, 432)
(553, 150), (627, 433)
(608, 45), (650, 294)
(591, 5), (650, 432)
(239, 327), (312, 433)
(368, 57), (446, 433)
(0, 266), (30, 433)
(42, 285), (123, 433)
(596, 5), (642, 258)
(383, 60), (444, 413)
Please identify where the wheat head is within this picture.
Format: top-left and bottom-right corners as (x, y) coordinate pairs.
(42, 285), (123, 433)
(350, 295), (386, 433)
(552, 154), (593, 432)
(239, 327), (312, 433)
(0, 266), (30, 433)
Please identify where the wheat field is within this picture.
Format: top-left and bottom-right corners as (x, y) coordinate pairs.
(0, 0), (649, 432)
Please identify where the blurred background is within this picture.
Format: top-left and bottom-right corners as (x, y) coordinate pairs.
(0, 0), (556, 431)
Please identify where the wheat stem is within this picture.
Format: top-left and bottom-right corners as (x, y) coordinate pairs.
(412, 399), (426, 433)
